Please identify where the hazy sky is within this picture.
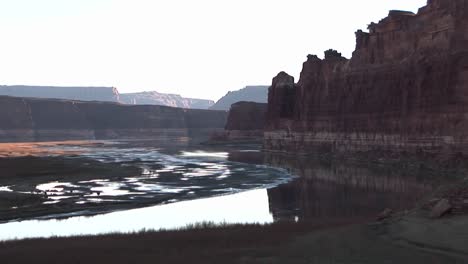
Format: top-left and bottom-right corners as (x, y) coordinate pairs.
(0, 0), (427, 101)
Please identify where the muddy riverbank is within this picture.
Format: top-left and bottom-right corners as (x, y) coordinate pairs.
(0, 141), (292, 224)
(0, 140), (467, 263)
(0, 212), (466, 264)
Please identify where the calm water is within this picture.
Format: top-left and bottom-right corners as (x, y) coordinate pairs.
(0, 141), (440, 241)
(0, 189), (273, 240)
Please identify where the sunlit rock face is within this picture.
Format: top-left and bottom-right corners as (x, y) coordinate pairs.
(120, 92), (214, 109)
(265, 0), (468, 155)
(0, 96), (227, 142)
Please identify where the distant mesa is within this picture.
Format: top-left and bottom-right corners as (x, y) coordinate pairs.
(210, 86), (269, 111)
(120, 91), (214, 109)
(0, 85), (214, 110)
(0, 85), (120, 103)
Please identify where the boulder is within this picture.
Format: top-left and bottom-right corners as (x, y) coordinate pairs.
(376, 208), (394, 221)
(430, 199), (452, 218)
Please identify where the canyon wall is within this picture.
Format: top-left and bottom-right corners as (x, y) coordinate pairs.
(0, 96), (227, 143)
(223, 102), (267, 141)
(265, 0), (468, 157)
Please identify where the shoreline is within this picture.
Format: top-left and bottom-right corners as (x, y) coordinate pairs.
(0, 213), (466, 263)
(0, 141), (294, 225)
(0, 140), (466, 263)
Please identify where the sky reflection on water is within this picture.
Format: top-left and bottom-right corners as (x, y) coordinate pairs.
(0, 142), (441, 242)
(0, 189), (272, 241)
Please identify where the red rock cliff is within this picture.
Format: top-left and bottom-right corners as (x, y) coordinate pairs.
(265, 0), (468, 155)
(225, 102), (267, 131)
(221, 102), (267, 141)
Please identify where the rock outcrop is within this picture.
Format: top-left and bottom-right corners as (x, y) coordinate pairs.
(210, 86), (268, 111)
(430, 199), (452, 218)
(222, 102), (267, 141)
(225, 102), (267, 131)
(0, 96), (227, 143)
(120, 91), (214, 109)
(265, 0), (468, 156)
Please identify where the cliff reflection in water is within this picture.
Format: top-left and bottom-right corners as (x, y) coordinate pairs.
(229, 151), (435, 222)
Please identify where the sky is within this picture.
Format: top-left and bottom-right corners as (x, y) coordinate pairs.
(0, 0), (427, 101)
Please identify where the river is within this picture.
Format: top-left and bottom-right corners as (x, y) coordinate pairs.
(0, 140), (440, 240)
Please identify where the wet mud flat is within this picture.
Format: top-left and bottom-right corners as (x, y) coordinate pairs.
(0, 155), (143, 221)
(0, 141), (291, 223)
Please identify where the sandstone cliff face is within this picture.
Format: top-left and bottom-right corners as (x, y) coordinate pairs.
(0, 97), (35, 142)
(120, 92), (214, 109)
(265, 0), (468, 155)
(222, 102), (267, 141)
(210, 86), (268, 111)
(225, 102), (267, 131)
(0, 96), (227, 143)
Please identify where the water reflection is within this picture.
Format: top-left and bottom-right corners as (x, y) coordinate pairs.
(1, 148), (291, 218)
(0, 142), (445, 241)
(0, 189), (272, 241)
(260, 153), (435, 222)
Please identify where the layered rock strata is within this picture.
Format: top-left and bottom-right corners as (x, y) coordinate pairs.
(0, 96), (227, 143)
(265, 0), (468, 156)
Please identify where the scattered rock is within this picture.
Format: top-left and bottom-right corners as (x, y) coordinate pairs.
(376, 208), (393, 221)
(430, 199), (452, 218)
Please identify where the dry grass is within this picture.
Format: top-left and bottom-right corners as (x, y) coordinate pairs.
(0, 219), (361, 264)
